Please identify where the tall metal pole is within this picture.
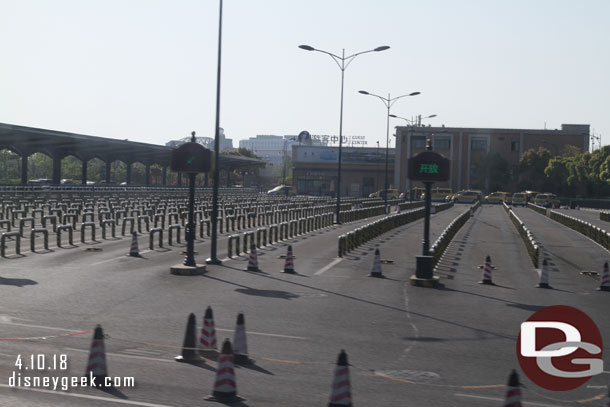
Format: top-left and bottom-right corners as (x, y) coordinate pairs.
(335, 49), (345, 224)
(184, 172), (196, 266)
(384, 93), (390, 214)
(207, 0), (223, 265)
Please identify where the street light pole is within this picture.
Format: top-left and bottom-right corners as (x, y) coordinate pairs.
(359, 90), (420, 213)
(389, 114), (437, 126)
(299, 44), (390, 224)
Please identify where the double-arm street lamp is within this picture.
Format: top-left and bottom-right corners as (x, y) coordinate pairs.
(359, 90), (420, 213)
(299, 44), (390, 224)
(389, 114), (437, 126)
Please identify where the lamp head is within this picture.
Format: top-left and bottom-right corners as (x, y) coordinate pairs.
(374, 46), (390, 52)
(389, 114), (398, 118)
(409, 92), (421, 96)
(298, 45), (315, 51)
(428, 114), (437, 118)
(358, 90), (370, 95)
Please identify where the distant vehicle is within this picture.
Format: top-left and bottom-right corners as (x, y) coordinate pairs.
(368, 189), (399, 199)
(533, 193), (560, 208)
(421, 187), (452, 202)
(484, 191), (510, 204)
(511, 192), (526, 206)
(267, 185), (295, 195)
(27, 179), (52, 185)
(86, 181), (96, 185)
(451, 190), (480, 203)
(60, 179), (74, 185)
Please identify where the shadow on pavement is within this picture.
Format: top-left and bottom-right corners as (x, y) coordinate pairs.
(236, 361), (274, 375)
(0, 277), (37, 287)
(234, 288), (299, 300)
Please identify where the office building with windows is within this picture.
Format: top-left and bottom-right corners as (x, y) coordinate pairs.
(394, 124), (590, 194)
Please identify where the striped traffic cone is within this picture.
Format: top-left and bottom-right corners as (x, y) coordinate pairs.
(503, 370), (522, 407)
(369, 248), (383, 278)
(479, 255), (494, 285)
(198, 306), (218, 357)
(85, 325), (108, 387)
(328, 350), (351, 407)
(246, 244), (260, 272)
(233, 312), (250, 364)
(175, 313), (201, 363)
(536, 259), (552, 289)
(205, 339), (242, 403)
(128, 231), (140, 257)
(282, 245), (295, 274)
(598, 261), (610, 291)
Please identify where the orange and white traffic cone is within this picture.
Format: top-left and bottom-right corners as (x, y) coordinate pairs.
(598, 261), (610, 291)
(536, 259), (552, 289)
(128, 231), (140, 257)
(282, 245), (295, 274)
(233, 312), (250, 364)
(479, 255), (494, 285)
(85, 325), (108, 387)
(198, 306), (218, 357)
(503, 370), (522, 407)
(205, 339), (242, 403)
(246, 244), (260, 272)
(328, 350), (351, 407)
(369, 248), (383, 278)
(175, 313), (201, 363)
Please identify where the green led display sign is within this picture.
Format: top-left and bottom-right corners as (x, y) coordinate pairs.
(407, 151), (450, 182)
(170, 142), (213, 173)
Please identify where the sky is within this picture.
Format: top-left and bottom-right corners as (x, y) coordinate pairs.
(1, 0), (609, 151)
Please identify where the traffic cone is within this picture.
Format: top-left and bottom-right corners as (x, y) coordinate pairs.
(536, 259), (552, 289)
(246, 244), (260, 272)
(479, 255), (494, 285)
(328, 350), (351, 407)
(85, 325), (108, 387)
(598, 261), (610, 291)
(205, 339), (242, 403)
(175, 313), (201, 363)
(282, 245), (295, 273)
(233, 312), (250, 364)
(198, 306), (218, 357)
(128, 231), (140, 257)
(503, 370), (522, 407)
(369, 248), (384, 278)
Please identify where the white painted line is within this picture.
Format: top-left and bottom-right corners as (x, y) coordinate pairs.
(0, 321), (82, 333)
(314, 258), (343, 275)
(454, 393), (565, 406)
(91, 250), (152, 266)
(216, 328), (307, 340)
(0, 383), (173, 407)
(63, 347), (173, 364)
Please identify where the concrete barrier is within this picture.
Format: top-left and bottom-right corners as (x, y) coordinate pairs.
(268, 224), (278, 244)
(122, 217), (136, 236)
(30, 228), (49, 251)
(80, 222), (96, 243)
(56, 225), (74, 247)
(137, 215), (150, 233)
(149, 227), (163, 250)
(154, 213), (166, 229)
(243, 231), (255, 251)
(1, 231), (21, 256)
(101, 219), (116, 239)
(228, 234), (241, 258)
(256, 227), (267, 247)
(168, 224), (181, 246)
(19, 217), (35, 237)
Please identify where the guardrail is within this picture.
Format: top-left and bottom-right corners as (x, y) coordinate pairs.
(430, 201), (480, 268)
(600, 211), (610, 222)
(549, 210), (610, 251)
(527, 202), (548, 215)
(337, 202), (454, 257)
(504, 202), (539, 267)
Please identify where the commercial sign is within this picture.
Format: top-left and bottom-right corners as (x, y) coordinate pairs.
(310, 135), (368, 146)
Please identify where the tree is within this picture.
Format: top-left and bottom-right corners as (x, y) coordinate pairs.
(518, 148), (551, 191)
(472, 152), (510, 192)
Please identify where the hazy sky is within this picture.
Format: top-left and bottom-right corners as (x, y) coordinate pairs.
(1, 0), (608, 150)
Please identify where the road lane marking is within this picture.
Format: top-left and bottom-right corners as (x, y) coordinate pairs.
(215, 328), (307, 340)
(455, 393), (571, 406)
(314, 258), (343, 275)
(0, 321), (84, 333)
(0, 383), (173, 407)
(63, 347), (173, 364)
(91, 250), (152, 266)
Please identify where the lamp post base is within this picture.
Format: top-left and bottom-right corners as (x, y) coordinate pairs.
(205, 257), (222, 265)
(410, 255), (438, 288)
(170, 264), (206, 276)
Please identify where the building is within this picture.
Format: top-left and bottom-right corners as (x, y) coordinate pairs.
(166, 128), (233, 151)
(292, 145), (394, 197)
(394, 123), (590, 195)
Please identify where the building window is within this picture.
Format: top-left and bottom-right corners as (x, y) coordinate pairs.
(411, 137), (426, 149)
(434, 138), (451, 150)
(511, 139), (520, 152)
(471, 138), (487, 151)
